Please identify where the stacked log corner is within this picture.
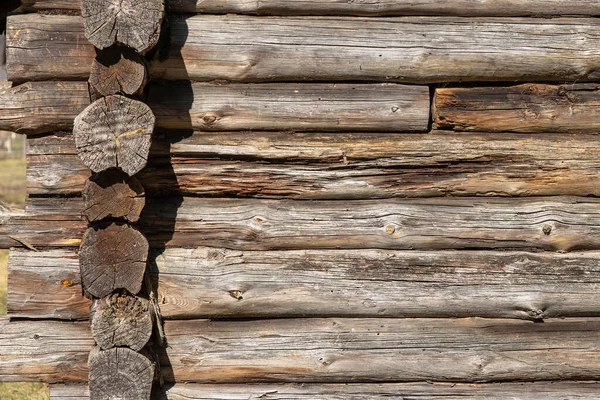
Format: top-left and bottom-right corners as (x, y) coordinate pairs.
(75, 0), (165, 398)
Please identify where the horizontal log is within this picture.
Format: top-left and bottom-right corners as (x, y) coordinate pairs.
(10, 247), (600, 321)
(20, 0), (600, 16)
(49, 382), (600, 400)
(7, 196), (600, 251)
(27, 131), (600, 198)
(434, 83), (600, 133)
(8, 14), (600, 83)
(0, 81), (429, 135)
(5, 317), (600, 382)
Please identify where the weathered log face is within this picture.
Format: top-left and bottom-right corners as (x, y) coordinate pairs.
(19, 0), (600, 16)
(26, 131), (600, 199)
(8, 14), (600, 83)
(90, 293), (152, 351)
(88, 347), (154, 400)
(74, 95), (154, 175)
(83, 169), (145, 223)
(81, 0), (164, 53)
(79, 222), (149, 298)
(0, 82), (429, 135)
(89, 47), (147, 97)
(11, 247), (600, 321)
(434, 83), (600, 133)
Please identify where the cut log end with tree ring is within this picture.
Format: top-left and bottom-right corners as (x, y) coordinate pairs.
(90, 46), (148, 97)
(90, 292), (153, 351)
(83, 169), (145, 224)
(80, 222), (149, 298)
(89, 347), (155, 400)
(74, 95), (154, 176)
(82, 0), (165, 54)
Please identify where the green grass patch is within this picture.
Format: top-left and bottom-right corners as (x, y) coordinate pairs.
(0, 250), (6, 316)
(0, 157), (26, 208)
(0, 383), (49, 400)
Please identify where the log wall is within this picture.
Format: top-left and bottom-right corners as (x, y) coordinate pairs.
(3, 0), (600, 398)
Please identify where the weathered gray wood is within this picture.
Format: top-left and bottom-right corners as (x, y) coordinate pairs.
(48, 382), (600, 400)
(82, 0), (164, 53)
(83, 170), (145, 223)
(90, 293), (152, 351)
(88, 347), (154, 400)
(74, 95), (154, 176)
(27, 131), (600, 198)
(6, 317), (600, 382)
(0, 81), (429, 135)
(9, 196), (600, 252)
(11, 247), (600, 321)
(20, 0), (600, 16)
(434, 83), (600, 133)
(89, 47), (148, 97)
(80, 223), (149, 298)
(0, 82), (90, 135)
(8, 14), (600, 83)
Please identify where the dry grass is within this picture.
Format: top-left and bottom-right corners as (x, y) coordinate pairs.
(0, 154), (49, 399)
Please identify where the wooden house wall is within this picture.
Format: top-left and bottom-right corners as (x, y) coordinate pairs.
(2, 0), (600, 398)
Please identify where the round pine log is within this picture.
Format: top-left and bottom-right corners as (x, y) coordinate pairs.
(80, 222), (149, 298)
(89, 347), (154, 400)
(90, 47), (148, 97)
(82, 0), (165, 54)
(83, 169), (145, 224)
(74, 95), (154, 176)
(90, 293), (153, 351)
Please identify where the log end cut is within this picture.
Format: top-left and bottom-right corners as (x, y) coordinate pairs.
(91, 293), (153, 351)
(90, 47), (148, 97)
(83, 169), (145, 224)
(74, 95), (154, 176)
(80, 222), (149, 298)
(89, 347), (154, 400)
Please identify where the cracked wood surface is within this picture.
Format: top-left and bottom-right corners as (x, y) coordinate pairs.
(6, 196), (600, 251)
(9, 247), (600, 321)
(3, 317), (600, 382)
(434, 83), (600, 133)
(7, 14), (600, 83)
(26, 131), (600, 198)
(18, 0), (600, 16)
(0, 81), (429, 135)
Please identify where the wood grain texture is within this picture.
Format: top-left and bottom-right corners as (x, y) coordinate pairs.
(11, 247), (600, 321)
(8, 196), (600, 252)
(6, 317), (600, 383)
(89, 47), (148, 97)
(434, 83), (600, 133)
(0, 81), (429, 135)
(0, 82), (90, 135)
(74, 96), (154, 176)
(49, 382), (600, 400)
(8, 13), (600, 83)
(83, 170), (145, 223)
(19, 0), (600, 16)
(82, 0), (164, 53)
(27, 131), (600, 199)
(7, 317), (600, 383)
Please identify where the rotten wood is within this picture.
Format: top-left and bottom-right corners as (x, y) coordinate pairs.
(90, 293), (152, 351)
(8, 196), (600, 252)
(27, 131), (600, 199)
(89, 47), (148, 97)
(434, 83), (600, 133)
(79, 222), (149, 298)
(0, 81), (429, 135)
(10, 247), (600, 321)
(74, 95), (154, 176)
(19, 0), (600, 17)
(48, 382), (600, 400)
(88, 347), (154, 400)
(5, 317), (600, 382)
(83, 169), (145, 223)
(82, 0), (164, 54)
(8, 14), (600, 84)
